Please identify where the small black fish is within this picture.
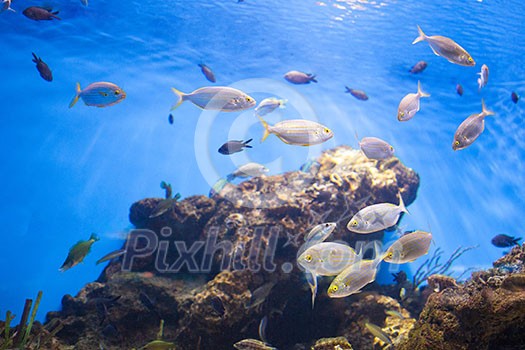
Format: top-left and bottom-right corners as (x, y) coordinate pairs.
(392, 271), (407, 284)
(23, 6), (60, 20)
(198, 63), (216, 83)
(210, 296), (225, 317)
(491, 234), (521, 248)
(168, 114), (174, 124)
(218, 139), (253, 155)
(345, 87), (368, 101)
(139, 291), (161, 319)
(511, 92), (519, 104)
(456, 83), (463, 96)
(409, 60), (428, 74)
(32, 53), (53, 82)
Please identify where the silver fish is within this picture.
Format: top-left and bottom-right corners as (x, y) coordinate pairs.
(69, 82), (126, 108)
(244, 282), (276, 309)
(477, 64), (489, 90)
(304, 222), (337, 245)
(255, 97), (287, 117)
(412, 25), (475, 66)
(298, 242), (359, 276)
(198, 63), (216, 83)
(171, 86), (255, 111)
(234, 339), (277, 350)
(452, 99), (495, 151)
(397, 81), (430, 121)
(327, 242), (382, 298)
(1, 0), (14, 13)
(383, 230), (432, 264)
(257, 115), (333, 146)
(347, 192), (408, 234)
(364, 322), (392, 345)
(385, 310), (406, 319)
(96, 249), (126, 265)
(227, 162), (269, 181)
(284, 70), (317, 84)
(356, 133), (394, 160)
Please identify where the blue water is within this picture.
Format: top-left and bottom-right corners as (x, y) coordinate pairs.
(1, 0), (524, 322)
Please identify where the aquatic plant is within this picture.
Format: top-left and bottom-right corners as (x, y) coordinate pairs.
(0, 311), (15, 350)
(0, 291), (43, 350)
(412, 246), (477, 290)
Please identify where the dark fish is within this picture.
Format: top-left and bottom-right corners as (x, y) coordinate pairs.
(168, 114), (174, 124)
(345, 87), (368, 101)
(284, 71), (317, 84)
(23, 6), (60, 20)
(456, 84), (463, 96)
(218, 139), (253, 155)
(96, 249), (126, 265)
(491, 234), (521, 248)
(210, 296), (225, 317)
(139, 291), (161, 319)
(511, 92), (519, 104)
(392, 271), (407, 284)
(198, 63), (216, 83)
(31, 53), (53, 82)
(409, 61), (427, 74)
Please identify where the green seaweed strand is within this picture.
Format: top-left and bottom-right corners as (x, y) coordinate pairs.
(156, 319), (165, 340)
(0, 311), (15, 350)
(20, 291), (43, 347)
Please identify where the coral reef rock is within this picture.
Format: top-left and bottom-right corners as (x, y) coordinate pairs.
(45, 146), (420, 350)
(399, 244), (525, 350)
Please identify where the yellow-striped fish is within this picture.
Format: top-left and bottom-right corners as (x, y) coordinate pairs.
(383, 230), (432, 264)
(257, 115), (333, 146)
(69, 82), (126, 108)
(364, 322), (392, 345)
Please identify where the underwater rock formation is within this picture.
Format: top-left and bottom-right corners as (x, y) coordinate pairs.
(399, 244), (525, 350)
(44, 146), (420, 349)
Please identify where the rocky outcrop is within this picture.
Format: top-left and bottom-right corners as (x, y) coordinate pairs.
(43, 146), (420, 350)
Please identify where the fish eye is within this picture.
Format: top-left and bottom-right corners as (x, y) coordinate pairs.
(468, 57), (473, 62)
(350, 220), (358, 227)
(399, 112), (405, 117)
(329, 285), (338, 293)
(245, 97), (252, 102)
(305, 254), (312, 262)
(324, 128), (331, 134)
(115, 90), (120, 95)
(454, 140), (460, 146)
(390, 146), (394, 151)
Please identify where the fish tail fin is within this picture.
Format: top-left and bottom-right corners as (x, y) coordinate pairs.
(345, 86), (352, 93)
(372, 240), (384, 267)
(51, 11), (61, 20)
(226, 173), (235, 182)
(514, 237), (522, 246)
(90, 233), (100, 241)
(8, 6), (15, 12)
(417, 81), (430, 98)
(244, 138), (253, 148)
(170, 87), (186, 110)
(398, 191), (409, 214)
(257, 114), (271, 142)
(279, 99), (288, 108)
(32, 52), (38, 63)
(412, 25), (426, 44)
(69, 82), (82, 108)
(481, 99), (495, 117)
(309, 74), (318, 83)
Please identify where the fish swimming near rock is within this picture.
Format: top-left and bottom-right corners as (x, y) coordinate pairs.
(1, 0), (15, 13)
(345, 87), (368, 101)
(477, 64), (489, 90)
(227, 162), (269, 181)
(198, 63), (216, 83)
(347, 192), (408, 234)
(96, 248), (127, 265)
(364, 322), (392, 345)
(397, 80), (430, 121)
(511, 92), (519, 104)
(327, 242), (382, 298)
(452, 99), (495, 151)
(392, 271), (407, 284)
(140, 339), (176, 350)
(355, 133), (394, 160)
(234, 339), (277, 350)
(456, 83), (464, 96)
(284, 70), (317, 84)
(171, 86), (255, 111)
(244, 282), (276, 309)
(491, 234), (522, 248)
(31, 53), (52, 82)
(255, 97), (287, 117)
(69, 82), (126, 108)
(209, 178), (229, 197)
(304, 222), (337, 245)
(59, 233), (99, 272)
(385, 310), (406, 319)
(149, 193), (181, 218)
(23, 6), (60, 20)
(409, 60), (427, 74)
(218, 139), (253, 155)
(412, 25), (475, 66)
(383, 230), (432, 263)
(257, 115), (333, 146)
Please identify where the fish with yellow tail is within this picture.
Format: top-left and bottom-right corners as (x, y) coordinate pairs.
(412, 25), (475, 66)
(452, 99), (495, 151)
(256, 114), (333, 146)
(69, 82), (126, 108)
(170, 86), (255, 111)
(397, 80), (430, 121)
